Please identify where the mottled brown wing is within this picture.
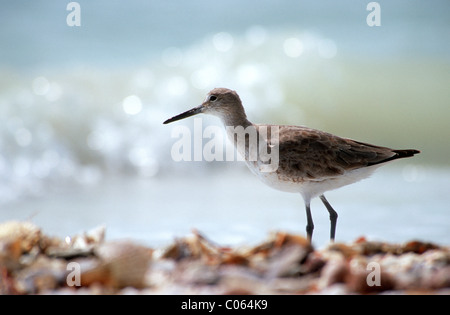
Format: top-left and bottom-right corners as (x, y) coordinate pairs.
(276, 126), (396, 180)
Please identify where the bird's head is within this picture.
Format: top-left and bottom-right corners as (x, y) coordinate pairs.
(163, 88), (246, 124)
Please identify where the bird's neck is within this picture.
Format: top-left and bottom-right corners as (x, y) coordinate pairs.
(219, 109), (252, 129)
(220, 112), (257, 160)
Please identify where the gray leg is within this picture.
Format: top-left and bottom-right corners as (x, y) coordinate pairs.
(305, 201), (314, 242)
(320, 195), (338, 242)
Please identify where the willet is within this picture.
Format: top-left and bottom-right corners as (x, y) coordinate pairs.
(163, 88), (420, 242)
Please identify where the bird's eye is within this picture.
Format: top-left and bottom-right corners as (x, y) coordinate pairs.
(209, 95), (217, 102)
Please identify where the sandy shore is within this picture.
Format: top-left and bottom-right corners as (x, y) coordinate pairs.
(0, 220), (448, 295)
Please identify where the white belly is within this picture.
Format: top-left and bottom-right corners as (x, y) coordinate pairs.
(245, 160), (381, 201)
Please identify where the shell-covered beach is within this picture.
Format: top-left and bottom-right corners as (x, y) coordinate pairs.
(1, 221), (448, 295)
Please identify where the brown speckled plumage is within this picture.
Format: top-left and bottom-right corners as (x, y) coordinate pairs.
(272, 125), (418, 181)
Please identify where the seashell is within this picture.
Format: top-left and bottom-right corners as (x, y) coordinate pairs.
(316, 251), (348, 290)
(0, 221), (41, 271)
(401, 240), (439, 254)
(13, 255), (67, 294)
(0, 221), (41, 254)
(326, 242), (358, 259)
(79, 241), (152, 289)
(44, 225), (106, 259)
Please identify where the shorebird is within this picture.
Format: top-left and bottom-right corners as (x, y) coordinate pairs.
(163, 88), (420, 242)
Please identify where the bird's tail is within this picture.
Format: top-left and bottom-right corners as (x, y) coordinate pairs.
(392, 149), (421, 159)
(367, 148), (420, 166)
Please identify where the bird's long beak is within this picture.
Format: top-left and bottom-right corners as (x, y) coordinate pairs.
(163, 105), (203, 124)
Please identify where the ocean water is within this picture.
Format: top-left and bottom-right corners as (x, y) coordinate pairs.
(2, 165), (449, 248)
(0, 1), (449, 247)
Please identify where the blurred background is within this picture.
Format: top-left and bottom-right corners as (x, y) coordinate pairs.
(0, 0), (449, 247)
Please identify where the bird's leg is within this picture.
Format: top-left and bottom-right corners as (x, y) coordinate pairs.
(305, 201), (314, 242)
(320, 195), (338, 242)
